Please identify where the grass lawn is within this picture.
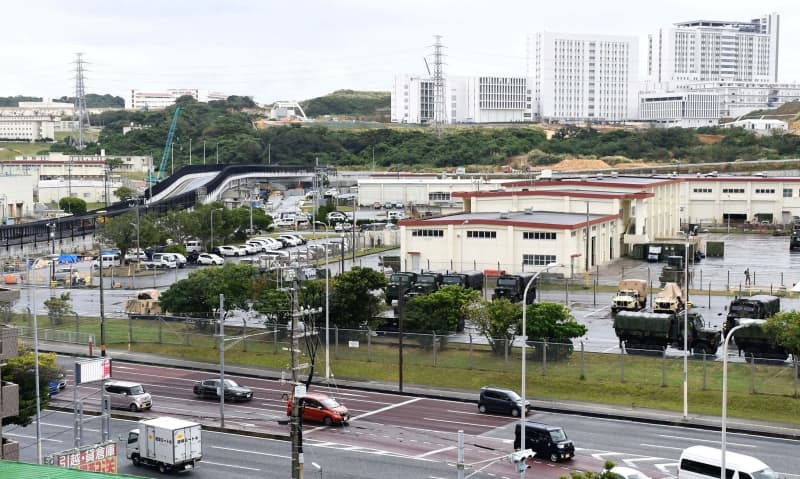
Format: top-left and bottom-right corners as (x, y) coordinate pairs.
(0, 142), (50, 160)
(15, 314), (800, 425)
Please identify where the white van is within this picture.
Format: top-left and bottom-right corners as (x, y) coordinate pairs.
(92, 253), (122, 269)
(678, 446), (778, 479)
(184, 240), (202, 253)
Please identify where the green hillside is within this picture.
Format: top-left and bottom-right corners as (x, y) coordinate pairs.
(300, 90), (389, 121)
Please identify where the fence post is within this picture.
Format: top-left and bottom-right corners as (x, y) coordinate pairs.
(242, 319), (248, 353)
(702, 353), (707, 391)
(74, 312), (80, 335)
(620, 341), (625, 383)
(504, 337), (508, 365)
(579, 341), (585, 380)
(750, 354), (756, 394)
(273, 322), (278, 354)
(469, 334), (473, 370)
(661, 347), (667, 387)
(794, 358), (798, 399)
(542, 340), (547, 376)
(335, 326), (339, 358)
(432, 331), (437, 367)
(158, 319), (163, 344)
(367, 328), (372, 362)
(708, 281), (711, 308)
(565, 279), (569, 306)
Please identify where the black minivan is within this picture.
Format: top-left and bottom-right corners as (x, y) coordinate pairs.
(478, 386), (531, 417)
(514, 422), (575, 462)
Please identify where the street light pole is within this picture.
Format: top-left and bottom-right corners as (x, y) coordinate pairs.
(519, 262), (560, 479)
(219, 293), (225, 428)
(721, 319), (764, 479)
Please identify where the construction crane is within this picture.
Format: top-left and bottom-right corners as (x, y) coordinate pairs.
(149, 106), (181, 183)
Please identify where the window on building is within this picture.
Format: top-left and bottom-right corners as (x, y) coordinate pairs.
(523, 232), (556, 240)
(721, 188), (745, 194)
(784, 188), (793, 198)
(523, 254), (557, 266)
(411, 229), (444, 238)
(428, 192), (450, 201)
(754, 188), (775, 194)
(466, 230), (497, 239)
(693, 187), (712, 193)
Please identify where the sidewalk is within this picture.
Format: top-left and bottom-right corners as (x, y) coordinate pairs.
(33, 339), (800, 441)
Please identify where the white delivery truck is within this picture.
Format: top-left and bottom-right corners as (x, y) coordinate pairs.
(125, 417), (202, 473)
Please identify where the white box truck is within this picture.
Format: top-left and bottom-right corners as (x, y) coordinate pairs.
(125, 417), (202, 473)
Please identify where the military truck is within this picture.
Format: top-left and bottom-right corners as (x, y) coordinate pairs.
(385, 272), (417, 304)
(652, 282), (685, 315)
(613, 310), (721, 355)
(492, 272), (536, 304)
(790, 222), (800, 250)
(724, 295), (787, 360)
(658, 255), (691, 287)
(441, 271), (484, 291)
(404, 272), (443, 299)
(125, 289), (164, 320)
(610, 279), (647, 316)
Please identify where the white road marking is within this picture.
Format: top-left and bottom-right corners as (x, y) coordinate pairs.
(657, 434), (756, 448)
(640, 443), (684, 451)
(210, 445), (289, 459)
(4, 433), (63, 443)
(351, 397), (423, 421)
(423, 417), (507, 428)
(415, 446), (455, 458)
(623, 456), (666, 467)
(202, 460), (260, 471)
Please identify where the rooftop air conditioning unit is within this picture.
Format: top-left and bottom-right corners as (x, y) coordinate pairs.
(499, 210), (510, 219)
(610, 171), (618, 178)
(524, 208), (533, 215)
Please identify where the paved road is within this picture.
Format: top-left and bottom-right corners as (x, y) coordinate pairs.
(18, 355), (795, 478)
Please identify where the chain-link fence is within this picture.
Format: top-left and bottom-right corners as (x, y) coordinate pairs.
(11, 315), (798, 401)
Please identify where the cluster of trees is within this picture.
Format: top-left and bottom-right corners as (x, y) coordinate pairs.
(301, 90), (390, 120)
(99, 201), (273, 255)
(158, 265), (588, 355)
(1, 350), (61, 427)
(0, 94), (124, 108)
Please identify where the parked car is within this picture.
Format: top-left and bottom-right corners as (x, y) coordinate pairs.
(193, 378), (253, 402)
(275, 218), (295, 228)
(124, 249), (147, 263)
(514, 422), (574, 462)
(478, 386), (530, 416)
(394, 201), (404, 209)
(372, 201), (382, 209)
(286, 391), (349, 426)
(327, 211), (346, 222)
(216, 245), (241, 257)
(196, 253), (224, 265)
(48, 372), (67, 395)
(334, 222), (353, 232)
(383, 201), (393, 209)
(238, 244), (259, 255)
(187, 250), (200, 263)
(183, 240), (202, 253)
(278, 235), (302, 246)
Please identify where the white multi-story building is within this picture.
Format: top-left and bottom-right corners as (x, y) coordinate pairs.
(0, 117), (56, 141)
(391, 74), (530, 124)
(0, 174), (36, 224)
(648, 13), (780, 85)
(6, 152), (151, 179)
(0, 99), (75, 117)
(125, 89), (229, 110)
(638, 91), (720, 127)
(528, 32), (639, 123)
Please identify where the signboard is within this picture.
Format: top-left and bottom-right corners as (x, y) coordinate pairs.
(348, 341), (360, 348)
(45, 441), (118, 473)
(74, 358), (112, 385)
(294, 384), (307, 399)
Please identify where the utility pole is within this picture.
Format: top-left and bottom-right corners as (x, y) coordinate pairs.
(219, 294), (225, 428)
(290, 286), (304, 479)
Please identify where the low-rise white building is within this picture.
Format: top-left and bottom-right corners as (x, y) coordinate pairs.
(0, 117), (56, 141)
(400, 210), (619, 276)
(0, 174), (36, 224)
(638, 91), (720, 128)
(5, 152), (152, 180)
(358, 174), (508, 208)
(125, 89), (229, 110)
(721, 119), (788, 135)
(37, 179), (123, 204)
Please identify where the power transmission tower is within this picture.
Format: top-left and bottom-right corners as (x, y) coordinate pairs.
(72, 53), (91, 198)
(431, 35), (446, 136)
(73, 53), (91, 149)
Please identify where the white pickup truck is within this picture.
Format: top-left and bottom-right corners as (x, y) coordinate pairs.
(125, 417), (202, 473)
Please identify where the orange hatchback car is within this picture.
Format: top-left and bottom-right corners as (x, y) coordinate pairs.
(286, 392), (350, 426)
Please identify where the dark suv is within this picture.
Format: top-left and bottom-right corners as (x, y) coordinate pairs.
(478, 386), (530, 417)
(514, 422), (575, 462)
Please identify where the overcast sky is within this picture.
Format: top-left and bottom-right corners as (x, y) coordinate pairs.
(3, 0), (798, 104)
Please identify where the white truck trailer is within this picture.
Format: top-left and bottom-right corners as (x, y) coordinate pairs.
(125, 417), (202, 473)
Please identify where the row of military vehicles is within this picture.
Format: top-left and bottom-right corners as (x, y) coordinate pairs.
(611, 279), (789, 360)
(385, 271), (539, 305)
